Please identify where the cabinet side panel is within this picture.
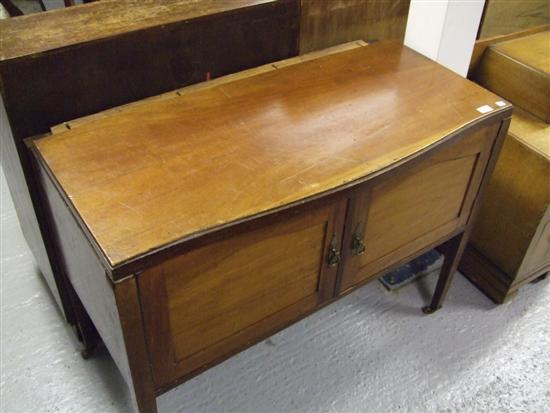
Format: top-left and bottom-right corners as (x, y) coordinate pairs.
(34, 162), (132, 386)
(470, 135), (550, 278)
(0, 97), (70, 316)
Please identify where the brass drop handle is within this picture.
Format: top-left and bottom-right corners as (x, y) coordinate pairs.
(351, 224), (366, 256)
(326, 233), (341, 267)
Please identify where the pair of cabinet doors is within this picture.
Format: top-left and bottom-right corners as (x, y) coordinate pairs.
(138, 124), (497, 388)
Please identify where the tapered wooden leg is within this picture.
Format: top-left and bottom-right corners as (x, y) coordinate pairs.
(423, 232), (467, 314)
(423, 117), (512, 314)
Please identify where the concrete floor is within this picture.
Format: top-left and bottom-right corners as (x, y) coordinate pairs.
(1, 163), (549, 413)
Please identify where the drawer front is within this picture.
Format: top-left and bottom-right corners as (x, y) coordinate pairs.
(139, 199), (346, 386)
(340, 125), (498, 292)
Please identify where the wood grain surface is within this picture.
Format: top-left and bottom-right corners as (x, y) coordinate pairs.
(468, 24), (549, 76)
(0, 0), (299, 353)
(165, 206), (330, 361)
(0, 0), (278, 62)
(34, 42), (510, 270)
(49, 40), (368, 135)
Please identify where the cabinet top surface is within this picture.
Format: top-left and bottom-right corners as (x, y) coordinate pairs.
(0, 0), (276, 63)
(493, 31), (550, 75)
(34, 42), (509, 269)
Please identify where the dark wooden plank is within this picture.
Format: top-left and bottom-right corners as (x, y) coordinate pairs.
(0, 0), (23, 16)
(0, 0), (288, 62)
(114, 279), (158, 413)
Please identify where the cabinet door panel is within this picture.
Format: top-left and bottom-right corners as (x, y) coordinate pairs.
(139, 198), (346, 386)
(340, 125), (498, 292)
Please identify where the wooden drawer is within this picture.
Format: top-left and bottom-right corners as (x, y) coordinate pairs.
(339, 125), (498, 291)
(139, 199), (346, 387)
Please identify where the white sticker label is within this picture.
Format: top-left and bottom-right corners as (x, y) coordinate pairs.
(476, 105), (493, 114)
(495, 101), (507, 107)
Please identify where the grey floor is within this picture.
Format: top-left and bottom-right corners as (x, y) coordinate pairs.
(1, 163), (550, 413)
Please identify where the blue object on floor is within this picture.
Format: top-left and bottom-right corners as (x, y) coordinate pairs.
(379, 249), (443, 290)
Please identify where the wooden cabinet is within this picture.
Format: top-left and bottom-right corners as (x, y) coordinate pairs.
(460, 109), (550, 302)
(463, 31), (549, 302)
(31, 42), (511, 412)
